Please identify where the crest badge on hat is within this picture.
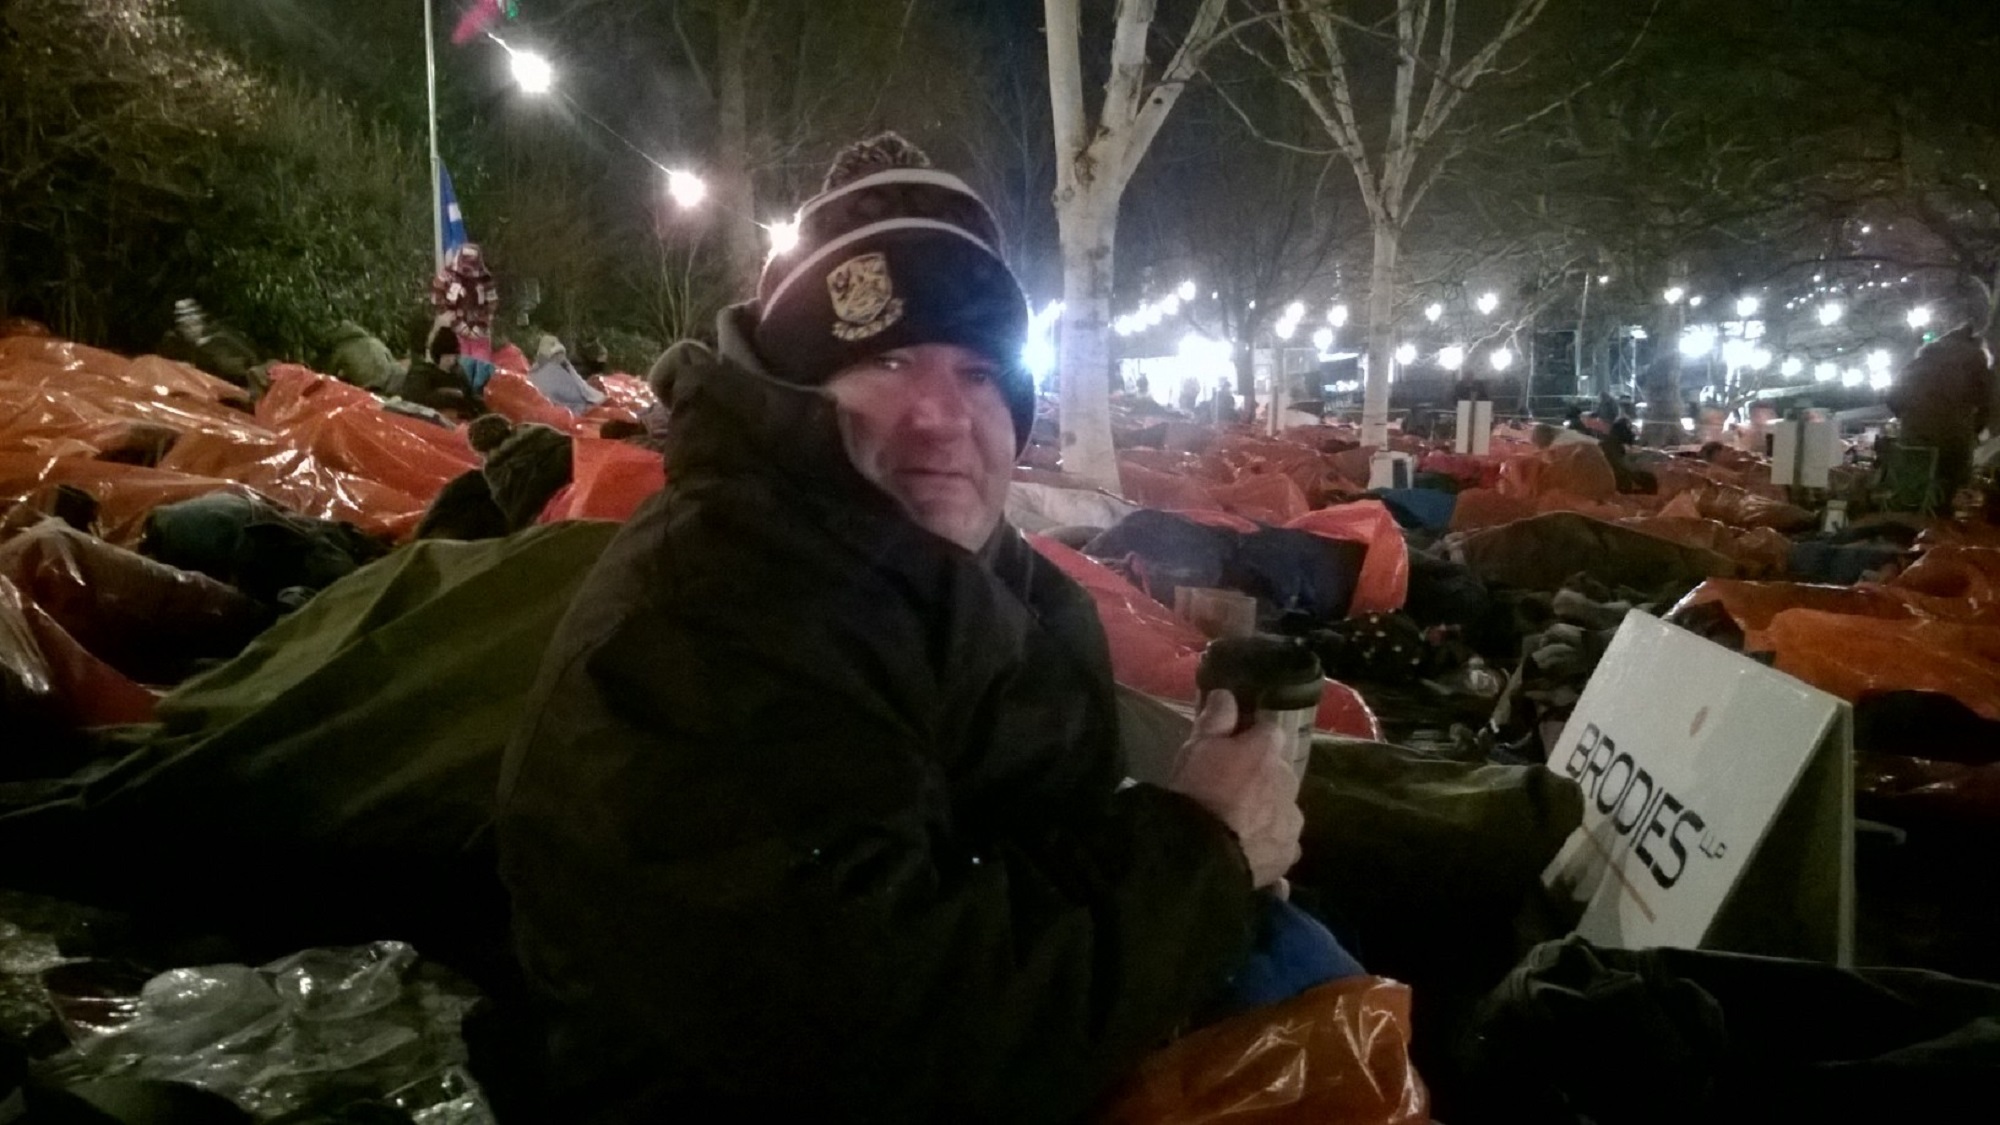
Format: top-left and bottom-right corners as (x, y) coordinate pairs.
(826, 252), (906, 341)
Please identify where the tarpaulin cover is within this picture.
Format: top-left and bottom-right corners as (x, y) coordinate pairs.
(1294, 738), (1585, 1020)
(0, 521), (621, 964)
(1084, 510), (1367, 623)
(1461, 935), (2000, 1124)
(1457, 512), (1735, 592)
(1418, 451), (1500, 491)
(1448, 487), (1537, 532)
(1, 347), (479, 543)
(1497, 443), (1618, 504)
(1671, 580), (1920, 647)
(0, 573), (156, 731)
(1661, 479), (1816, 533)
(1028, 535), (1380, 740)
(483, 370), (648, 437)
(536, 438), (666, 524)
(483, 369), (583, 432)
(1205, 472), (1311, 525)
(1098, 975), (1427, 1125)
(1892, 546), (2000, 603)
(0, 520), (268, 684)
(0, 456), (266, 547)
(1621, 515), (1792, 577)
(1119, 461), (1220, 513)
(1286, 503), (1409, 616)
(1761, 610), (2000, 720)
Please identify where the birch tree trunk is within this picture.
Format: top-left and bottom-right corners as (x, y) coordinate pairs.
(1362, 223), (1400, 447)
(1045, 0), (1227, 491)
(1055, 199), (1117, 482)
(1265, 0), (1551, 448)
(715, 2), (764, 298)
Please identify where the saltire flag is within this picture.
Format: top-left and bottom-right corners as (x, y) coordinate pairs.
(451, 0), (519, 46)
(439, 162), (469, 261)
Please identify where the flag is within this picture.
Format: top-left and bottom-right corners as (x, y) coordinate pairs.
(450, 0), (516, 46)
(439, 162), (469, 261)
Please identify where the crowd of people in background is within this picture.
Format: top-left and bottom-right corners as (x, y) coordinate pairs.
(156, 241), (634, 427)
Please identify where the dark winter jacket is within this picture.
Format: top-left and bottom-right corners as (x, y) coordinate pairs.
(493, 308), (1258, 1124)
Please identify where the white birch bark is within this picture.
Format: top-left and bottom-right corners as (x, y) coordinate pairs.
(1045, 0), (1228, 490)
(1274, 0), (1550, 447)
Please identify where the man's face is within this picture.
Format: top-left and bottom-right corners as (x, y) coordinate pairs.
(826, 343), (1015, 552)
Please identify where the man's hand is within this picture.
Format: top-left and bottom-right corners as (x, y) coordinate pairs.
(1164, 691), (1304, 891)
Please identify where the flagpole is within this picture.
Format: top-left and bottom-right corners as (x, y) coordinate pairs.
(425, 0), (444, 270)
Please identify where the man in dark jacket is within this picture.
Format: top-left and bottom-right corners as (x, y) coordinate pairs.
(1887, 325), (1996, 507)
(493, 135), (1302, 1123)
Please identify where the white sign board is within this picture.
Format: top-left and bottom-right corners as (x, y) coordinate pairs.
(1769, 418), (1840, 489)
(1454, 399), (1493, 455)
(1542, 613), (1854, 964)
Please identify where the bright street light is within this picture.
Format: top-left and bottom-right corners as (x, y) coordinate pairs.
(1722, 339), (1755, 369)
(667, 169), (708, 208)
(1438, 345), (1466, 371)
(508, 49), (555, 95)
(1489, 347), (1515, 372)
(1476, 292), (1500, 316)
(1780, 356), (1804, 378)
(1688, 295), (1705, 308)
(1177, 279), (1197, 301)
(1679, 324), (1718, 359)
(1866, 349), (1892, 375)
(1814, 361), (1839, 383)
(1663, 286), (1685, 305)
(765, 217), (800, 255)
(1326, 303), (1349, 327)
(1285, 300), (1307, 322)
(1907, 305), (1933, 329)
(1748, 347), (1773, 371)
(1274, 319), (1296, 341)
(1735, 295), (1760, 318)
(1424, 302), (1443, 323)
(1312, 326), (1334, 351)
(1818, 302), (1844, 326)
(1395, 343), (1418, 365)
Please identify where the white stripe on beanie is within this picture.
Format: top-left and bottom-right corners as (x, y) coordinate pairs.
(761, 217), (1006, 315)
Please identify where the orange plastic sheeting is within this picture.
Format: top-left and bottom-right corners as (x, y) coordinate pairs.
(1121, 448), (1210, 477)
(493, 342), (531, 373)
(0, 521), (267, 686)
(591, 372), (659, 417)
(0, 382), (268, 460)
(1497, 443), (1617, 503)
(1764, 610), (2000, 721)
(1915, 521), (2000, 550)
(1624, 516), (1792, 577)
(1893, 547), (2000, 605)
(1100, 976), (1428, 1125)
(483, 370), (591, 433)
(1449, 487), (1537, 532)
(1662, 479), (1814, 532)
(155, 431), (434, 541)
(0, 574), (157, 728)
(1120, 461), (1221, 513)
(1208, 473), (1312, 525)
(0, 454), (266, 547)
(540, 438), (667, 523)
(1419, 451), (1500, 490)
(1286, 501), (1409, 616)
(1673, 580), (1918, 642)
(1028, 535), (1380, 740)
